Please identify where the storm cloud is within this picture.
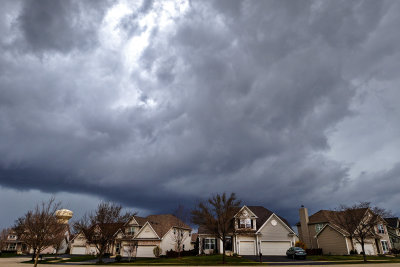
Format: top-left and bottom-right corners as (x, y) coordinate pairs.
(1, 0), (400, 227)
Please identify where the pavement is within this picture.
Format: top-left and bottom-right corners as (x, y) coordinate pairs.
(2, 256), (400, 267)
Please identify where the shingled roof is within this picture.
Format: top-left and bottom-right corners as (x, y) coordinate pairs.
(296, 208), (369, 226)
(145, 214), (191, 238)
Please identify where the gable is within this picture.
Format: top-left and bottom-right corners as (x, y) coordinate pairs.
(127, 216), (139, 226)
(234, 205), (258, 218)
(135, 223), (159, 239)
(257, 214), (296, 237)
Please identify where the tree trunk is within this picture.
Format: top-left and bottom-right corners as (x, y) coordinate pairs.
(361, 242), (367, 262)
(349, 236), (355, 251)
(33, 252), (39, 267)
(98, 250), (104, 264)
(222, 237), (226, 264)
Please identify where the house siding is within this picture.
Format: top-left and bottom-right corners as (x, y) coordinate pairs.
(160, 228), (191, 255)
(317, 226), (348, 255)
(259, 215), (293, 242)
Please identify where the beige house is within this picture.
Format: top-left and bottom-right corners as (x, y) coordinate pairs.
(297, 206), (391, 255)
(198, 205), (297, 256)
(385, 217), (400, 250)
(70, 214), (192, 258)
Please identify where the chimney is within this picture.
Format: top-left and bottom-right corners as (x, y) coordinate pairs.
(299, 206), (311, 248)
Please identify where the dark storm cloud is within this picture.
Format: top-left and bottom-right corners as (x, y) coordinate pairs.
(17, 0), (113, 53)
(0, 0), (400, 225)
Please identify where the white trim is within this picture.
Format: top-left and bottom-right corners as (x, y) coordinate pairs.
(256, 213), (296, 236)
(234, 205), (258, 218)
(134, 221), (160, 239)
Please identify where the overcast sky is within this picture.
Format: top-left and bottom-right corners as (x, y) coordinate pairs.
(1, 0), (400, 229)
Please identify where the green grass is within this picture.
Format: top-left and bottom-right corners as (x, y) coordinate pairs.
(59, 255), (97, 262)
(109, 254), (263, 265)
(308, 254), (400, 264)
(0, 252), (19, 258)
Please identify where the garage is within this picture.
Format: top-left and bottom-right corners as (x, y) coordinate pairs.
(136, 246), (156, 257)
(122, 246), (134, 257)
(355, 243), (375, 255)
(239, 241), (256, 255)
(261, 241), (291, 255)
(71, 246), (86, 255)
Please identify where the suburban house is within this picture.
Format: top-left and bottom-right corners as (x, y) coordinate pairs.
(385, 217), (400, 250)
(70, 214), (192, 257)
(2, 209), (72, 255)
(297, 206), (391, 255)
(2, 229), (28, 254)
(197, 205), (297, 256)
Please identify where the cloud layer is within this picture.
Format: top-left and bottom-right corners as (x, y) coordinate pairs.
(1, 0), (400, 226)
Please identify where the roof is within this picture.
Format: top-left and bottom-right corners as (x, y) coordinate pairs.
(385, 217), (399, 228)
(144, 214), (191, 238)
(198, 205), (293, 234)
(301, 208), (369, 225)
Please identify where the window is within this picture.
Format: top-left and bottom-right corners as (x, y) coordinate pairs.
(8, 235), (16, 239)
(378, 224), (385, 234)
(128, 226), (135, 235)
(315, 224), (324, 232)
(8, 243), (16, 250)
(240, 218), (252, 228)
(116, 243), (121, 254)
(381, 240), (389, 253)
(204, 238), (216, 250)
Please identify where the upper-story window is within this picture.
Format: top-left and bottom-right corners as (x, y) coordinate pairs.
(127, 226), (135, 235)
(240, 218), (252, 228)
(315, 224), (324, 233)
(8, 235), (16, 239)
(378, 224), (385, 234)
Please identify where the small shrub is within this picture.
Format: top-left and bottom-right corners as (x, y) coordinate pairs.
(305, 248), (323, 255)
(390, 248), (400, 255)
(233, 253), (238, 257)
(115, 255), (122, 262)
(350, 249), (358, 255)
(295, 241), (307, 249)
(153, 246), (162, 257)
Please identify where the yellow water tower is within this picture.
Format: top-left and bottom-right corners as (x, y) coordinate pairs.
(56, 209), (73, 224)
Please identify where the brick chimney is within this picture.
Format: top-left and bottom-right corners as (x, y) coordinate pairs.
(299, 205), (311, 248)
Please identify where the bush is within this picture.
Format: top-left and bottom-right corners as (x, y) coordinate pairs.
(295, 241), (307, 250)
(350, 249), (358, 255)
(115, 255), (122, 262)
(165, 249), (198, 258)
(390, 248), (400, 255)
(153, 246), (162, 257)
(305, 248), (323, 255)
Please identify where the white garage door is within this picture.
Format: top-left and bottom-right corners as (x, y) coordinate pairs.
(261, 241), (291, 255)
(71, 246), (86, 255)
(356, 243), (375, 255)
(136, 246), (156, 258)
(239, 241), (255, 255)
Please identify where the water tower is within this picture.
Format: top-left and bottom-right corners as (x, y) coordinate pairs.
(56, 209), (73, 224)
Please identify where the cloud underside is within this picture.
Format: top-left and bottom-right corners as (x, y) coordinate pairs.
(1, 0), (400, 223)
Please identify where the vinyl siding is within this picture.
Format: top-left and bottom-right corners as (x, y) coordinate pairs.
(259, 215), (292, 241)
(317, 226), (348, 255)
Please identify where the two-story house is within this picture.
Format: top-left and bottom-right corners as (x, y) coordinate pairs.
(2, 229), (28, 254)
(70, 214), (192, 257)
(197, 205), (297, 256)
(385, 217), (400, 250)
(297, 206), (391, 255)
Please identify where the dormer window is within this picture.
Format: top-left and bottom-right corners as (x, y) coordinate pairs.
(240, 218), (252, 229)
(378, 224), (385, 234)
(128, 226), (135, 235)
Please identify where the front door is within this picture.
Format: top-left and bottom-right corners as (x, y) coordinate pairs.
(225, 236), (232, 251)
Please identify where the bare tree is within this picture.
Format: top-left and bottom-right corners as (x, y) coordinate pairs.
(0, 228), (10, 251)
(123, 241), (137, 262)
(53, 227), (68, 258)
(13, 198), (65, 267)
(172, 205), (191, 257)
(73, 202), (133, 263)
(329, 202), (391, 262)
(191, 192), (241, 264)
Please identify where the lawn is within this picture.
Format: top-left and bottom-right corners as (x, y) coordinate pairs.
(308, 254), (400, 263)
(21, 255), (97, 264)
(0, 252), (19, 258)
(109, 254), (263, 265)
